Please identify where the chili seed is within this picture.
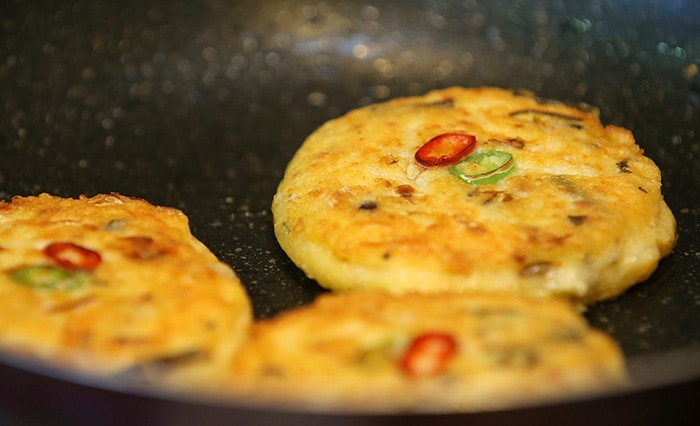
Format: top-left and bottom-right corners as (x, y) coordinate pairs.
(519, 262), (553, 277)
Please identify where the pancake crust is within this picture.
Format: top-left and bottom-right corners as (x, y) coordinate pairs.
(228, 292), (627, 413)
(272, 87), (677, 304)
(0, 193), (252, 385)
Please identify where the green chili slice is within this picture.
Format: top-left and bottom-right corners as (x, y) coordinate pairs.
(10, 265), (88, 291)
(450, 150), (515, 185)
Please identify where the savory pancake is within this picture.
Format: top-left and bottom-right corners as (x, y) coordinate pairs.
(272, 87), (676, 304)
(0, 193), (252, 385)
(227, 292), (627, 413)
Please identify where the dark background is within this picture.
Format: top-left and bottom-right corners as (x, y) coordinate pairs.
(0, 0), (699, 424)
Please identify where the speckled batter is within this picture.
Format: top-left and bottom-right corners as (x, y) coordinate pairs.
(272, 87), (677, 305)
(0, 193), (252, 386)
(227, 291), (627, 413)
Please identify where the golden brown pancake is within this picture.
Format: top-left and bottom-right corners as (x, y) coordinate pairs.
(227, 291), (627, 413)
(0, 193), (252, 386)
(272, 87), (676, 304)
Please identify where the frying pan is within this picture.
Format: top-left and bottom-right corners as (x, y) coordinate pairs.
(0, 0), (699, 424)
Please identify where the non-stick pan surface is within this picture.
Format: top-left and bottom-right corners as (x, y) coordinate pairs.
(0, 0), (699, 424)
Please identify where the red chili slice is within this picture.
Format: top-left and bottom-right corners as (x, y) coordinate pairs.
(43, 242), (102, 270)
(400, 332), (458, 377)
(415, 133), (477, 167)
